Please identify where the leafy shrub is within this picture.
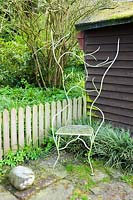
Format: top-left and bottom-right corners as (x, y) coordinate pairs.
(0, 135), (55, 175)
(0, 36), (34, 87)
(0, 66), (84, 111)
(64, 66), (85, 97)
(93, 122), (133, 173)
(66, 46), (84, 69)
(10, 0), (104, 88)
(0, 86), (64, 111)
(42, 135), (55, 154)
(0, 145), (42, 175)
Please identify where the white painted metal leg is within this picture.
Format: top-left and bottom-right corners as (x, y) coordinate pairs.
(53, 135), (61, 169)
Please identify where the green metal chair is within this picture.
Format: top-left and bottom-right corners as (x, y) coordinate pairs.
(53, 124), (94, 175)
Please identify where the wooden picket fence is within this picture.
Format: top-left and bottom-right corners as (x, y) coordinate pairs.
(0, 96), (86, 159)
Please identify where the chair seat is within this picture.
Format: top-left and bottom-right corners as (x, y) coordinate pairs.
(55, 125), (93, 136)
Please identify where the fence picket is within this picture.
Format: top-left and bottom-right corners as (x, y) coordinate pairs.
(51, 101), (56, 129)
(73, 98), (78, 121)
(78, 97), (82, 119)
(57, 101), (62, 127)
(0, 113), (2, 159)
(45, 102), (50, 136)
(33, 105), (38, 146)
(68, 99), (72, 124)
(18, 107), (24, 149)
(83, 95), (87, 118)
(11, 108), (17, 151)
(62, 99), (67, 125)
(26, 106), (31, 145)
(3, 109), (10, 154)
(39, 104), (44, 145)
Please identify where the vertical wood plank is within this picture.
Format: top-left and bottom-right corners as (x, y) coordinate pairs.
(62, 99), (67, 126)
(3, 109), (10, 154)
(73, 98), (78, 121)
(39, 104), (44, 145)
(78, 97), (82, 119)
(26, 106), (31, 145)
(51, 101), (56, 129)
(18, 107), (24, 149)
(45, 102), (50, 136)
(57, 101), (62, 128)
(11, 108), (17, 151)
(68, 99), (72, 124)
(32, 105), (38, 146)
(83, 95), (87, 118)
(0, 113), (2, 159)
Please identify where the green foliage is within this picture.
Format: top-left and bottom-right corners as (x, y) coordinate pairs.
(66, 46), (84, 68)
(7, 0), (107, 88)
(71, 191), (88, 200)
(0, 0), (111, 88)
(0, 146), (42, 175)
(93, 122), (133, 173)
(0, 36), (34, 87)
(0, 0), (16, 41)
(65, 163), (96, 189)
(0, 66), (84, 111)
(64, 66), (85, 96)
(121, 174), (133, 186)
(66, 163), (91, 178)
(42, 135), (55, 154)
(0, 133), (55, 176)
(66, 163), (95, 200)
(0, 134), (56, 176)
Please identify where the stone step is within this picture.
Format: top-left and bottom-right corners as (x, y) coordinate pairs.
(0, 185), (17, 200)
(29, 180), (74, 200)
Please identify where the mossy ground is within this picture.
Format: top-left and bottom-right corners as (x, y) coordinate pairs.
(64, 158), (133, 199)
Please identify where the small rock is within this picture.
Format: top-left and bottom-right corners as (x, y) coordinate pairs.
(9, 166), (35, 191)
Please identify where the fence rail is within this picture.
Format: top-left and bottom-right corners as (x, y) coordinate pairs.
(0, 96), (86, 159)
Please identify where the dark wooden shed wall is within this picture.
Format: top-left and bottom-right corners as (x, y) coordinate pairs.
(85, 23), (133, 131)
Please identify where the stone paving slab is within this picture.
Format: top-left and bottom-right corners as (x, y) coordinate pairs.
(90, 181), (133, 200)
(0, 185), (17, 200)
(5, 174), (58, 200)
(39, 160), (68, 179)
(29, 179), (74, 200)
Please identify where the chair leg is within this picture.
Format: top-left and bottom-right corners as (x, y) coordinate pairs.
(53, 135), (61, 169)
(78, 137), (94, 175)
(88, 150), (94, 176)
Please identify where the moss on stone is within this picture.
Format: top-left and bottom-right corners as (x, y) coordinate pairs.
(121, 175), (133, 187)
(76, 2), (133, 30)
